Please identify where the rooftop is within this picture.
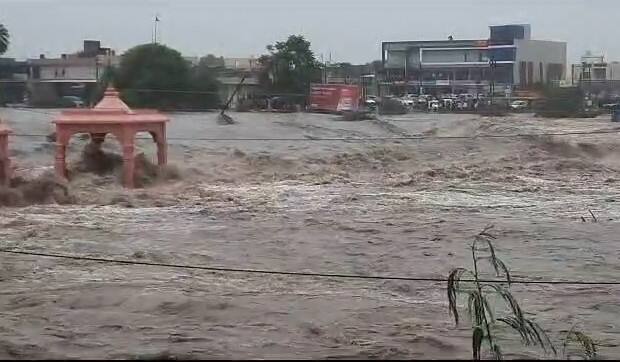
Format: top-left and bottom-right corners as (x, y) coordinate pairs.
(54, 87), (169, 124)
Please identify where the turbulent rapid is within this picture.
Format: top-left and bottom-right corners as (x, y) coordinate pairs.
(0, 109), (618, 359)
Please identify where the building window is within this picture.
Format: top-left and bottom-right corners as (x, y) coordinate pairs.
(488, 48), (516, 62)
(61, 68), (66, 77)
(54, 69), (58, 77)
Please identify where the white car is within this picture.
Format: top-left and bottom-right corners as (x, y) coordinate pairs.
(365, 98), (377, 109)
(400, 97), (415, 107)
(510, 100), (529, 111)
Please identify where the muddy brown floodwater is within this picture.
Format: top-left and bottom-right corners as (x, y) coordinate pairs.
(0, 109), (619, 359)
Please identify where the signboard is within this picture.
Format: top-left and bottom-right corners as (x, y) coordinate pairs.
(309, 84), (361, 113)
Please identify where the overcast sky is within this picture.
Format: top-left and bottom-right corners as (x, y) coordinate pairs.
(1, 0), (618, 63)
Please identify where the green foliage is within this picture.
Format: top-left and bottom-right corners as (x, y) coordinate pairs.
(259, 35), (322, 96)
(0, 24), (8, 55)
(115, 43), (190, 108)
(200, 54), (225, 69)
(187, 57), (221, 109)
(369, 59), (383, 72)
(378, 98), (407, 115)
(536, 86), (592, 118)
(447, 226), (597, 360)
(90, 65), (117, 105)
(112, 43), (220, 109)
(544, 86), (583, 111)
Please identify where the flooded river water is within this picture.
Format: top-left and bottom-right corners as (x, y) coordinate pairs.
(0, 109), (619, 359)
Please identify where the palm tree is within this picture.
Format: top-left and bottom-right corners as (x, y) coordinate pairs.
(0, 24), (9, 55)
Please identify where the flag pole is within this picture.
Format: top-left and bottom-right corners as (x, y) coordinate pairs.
(153, 14), (160, 44)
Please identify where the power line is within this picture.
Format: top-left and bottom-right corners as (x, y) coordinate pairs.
(128, 88), (220, 96)
(125, 88), (307, 97)
(0, 107), (57, 116)
(8, 128), (620, 142)
(2, 249), (620, 286)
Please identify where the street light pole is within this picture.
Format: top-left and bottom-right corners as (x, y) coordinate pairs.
(489, 57), (497, 106)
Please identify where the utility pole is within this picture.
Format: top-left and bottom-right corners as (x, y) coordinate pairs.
(419, 63), (423, 95)
(320, 53), (326, 83)
(489, 57), (497, 106)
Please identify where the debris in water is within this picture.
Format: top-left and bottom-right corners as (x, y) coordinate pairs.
(338, 111), (376, 122)
(0, 173), (73, 207)
(74, 142), (123, 175)
(217, 113), (236, 125)
(72, 143), (181, 188)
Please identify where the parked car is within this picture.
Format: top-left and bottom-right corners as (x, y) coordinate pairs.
(400, 97), (415, 107)
(268, 96), (298, 111)
(602, 102), (619, 110)
(365, 96), (377, 105)
(59, 96), (85, 108)
(510, 100), (529, 111)
(417, 95), (432, 105)
(429, 99), (440, 112)
(365, 96), (377, 110)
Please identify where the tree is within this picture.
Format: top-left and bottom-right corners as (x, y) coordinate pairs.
(89, 65), (117, 106)
(114, 43), (192, 108)
(201, 54), (225, 69)
(0, 24), (9, 55)
(537, 86), (588, 118)
(369, 60), (383, 73)
(111, 43), (220, 109)
(259, 35), (322, 98)
(187, 58), (221, 109)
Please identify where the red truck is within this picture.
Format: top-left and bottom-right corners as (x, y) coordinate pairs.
(309, 84), (361, 113)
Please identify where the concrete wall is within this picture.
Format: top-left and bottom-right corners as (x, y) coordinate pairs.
(610, 62), (620, 81)
(224, 57), (260, 71)
(39, 65), (97, 80)
(514, 39), (566, 86)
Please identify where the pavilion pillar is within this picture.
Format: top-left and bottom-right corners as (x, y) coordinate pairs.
(0, 132), (10, 186)
(54, 131), (68, 180)
(122, 143), (135, 188)
(156, 141), (167, 166)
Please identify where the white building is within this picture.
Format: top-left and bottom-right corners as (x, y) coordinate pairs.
(27, 40), (119, 106)
(382, 24), (566, 94)
(572, 53), (620, 83)
(223, 57), (260, 71)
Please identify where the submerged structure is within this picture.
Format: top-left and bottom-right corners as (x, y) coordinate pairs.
(53, 87), (169, 188)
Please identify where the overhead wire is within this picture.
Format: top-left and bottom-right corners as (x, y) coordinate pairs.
(1, 249), (620, 287)
(5, 128), (620, 142)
